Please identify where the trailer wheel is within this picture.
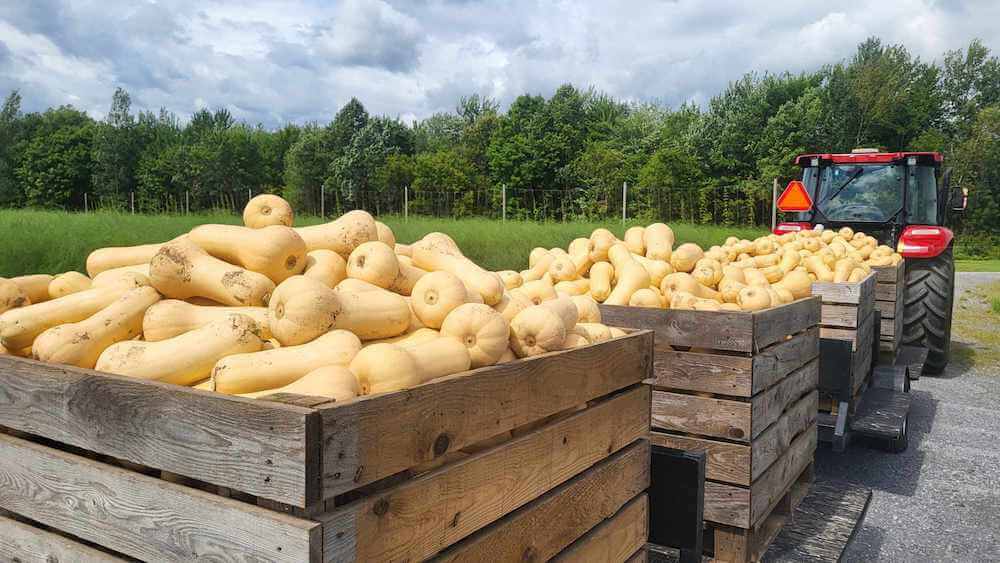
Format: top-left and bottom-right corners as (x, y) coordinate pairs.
(889, 414), (909, 453)
(901, 247), (954, 375)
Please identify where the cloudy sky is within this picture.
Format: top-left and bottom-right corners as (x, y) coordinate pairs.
(1, 0), (998, 128)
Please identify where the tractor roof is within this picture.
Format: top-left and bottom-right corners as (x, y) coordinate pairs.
(794, 152), (942, 165)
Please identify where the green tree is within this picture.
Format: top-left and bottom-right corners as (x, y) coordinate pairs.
(15, 106), (96, 208)
(0, 91), (24, 205)
(284, 126), (331, 214)
(91, 88), (141, 201)
(411, 149), (480, 216)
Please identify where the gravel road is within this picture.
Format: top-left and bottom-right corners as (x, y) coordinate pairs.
(816, 272), (1000, 562)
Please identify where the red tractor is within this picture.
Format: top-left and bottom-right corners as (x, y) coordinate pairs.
(776, 149), (966, 374)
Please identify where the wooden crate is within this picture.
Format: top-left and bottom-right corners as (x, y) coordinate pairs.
(873, 261), (905, 358)
(0, 331), (652, 562)
(600, 298), (820, 562)
(811, 272), (877, 399)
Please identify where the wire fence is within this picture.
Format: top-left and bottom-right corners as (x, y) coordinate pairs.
(79, 182), (777, 227)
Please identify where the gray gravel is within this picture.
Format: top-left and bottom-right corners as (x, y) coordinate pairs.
(816, 272), (1000, 562)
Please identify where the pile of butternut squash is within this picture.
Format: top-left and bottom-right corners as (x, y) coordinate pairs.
(506, 223), (903, 313)
(0, 194), (622, 402)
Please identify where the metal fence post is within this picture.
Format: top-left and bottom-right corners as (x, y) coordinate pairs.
(185, 191), (190, 215)
(622, 182), (627, 226)
(248, 188), (252, 206)
(83, 193), (88, 213)
(771, 178), (778, 231)
(404, 185), (409, 222)
(320, 184), (326, 219)
(502, 184), (507, 222)
(130, 192), (135, 214)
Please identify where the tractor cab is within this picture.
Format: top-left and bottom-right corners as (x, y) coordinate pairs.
(775, 149), (965, 375)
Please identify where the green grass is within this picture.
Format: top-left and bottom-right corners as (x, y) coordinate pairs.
(0, 209), (767, 276)
(953, 281), (1000, 371)
(956, 259), (1000, 272)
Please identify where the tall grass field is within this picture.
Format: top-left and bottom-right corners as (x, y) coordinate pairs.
(0, 209), (767, 277)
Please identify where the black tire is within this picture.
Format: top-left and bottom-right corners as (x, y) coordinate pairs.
(901, 247), (955, 375)
(889, 414), (909, 453)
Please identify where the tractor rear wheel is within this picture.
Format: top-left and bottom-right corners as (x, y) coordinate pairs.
(901, 247), (955, 375)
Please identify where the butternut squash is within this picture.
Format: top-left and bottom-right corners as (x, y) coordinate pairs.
(643, 223), (674, 261)
(563, 333), (590, 349)
(269, 275), (341, 346)
(628, 288), (661, 308)
(349, 343), (420, 394)
(0, 276), (149, 350)
(303, 249), (348, 288)
(522, 250), (554, 282)
(693, 298), (722, 311)
(721, 265), (746, 284)
(604, 261), (650, 306)
(0, 279), (29, 314)
(87, 241), (173, 277)
(411, 237), (504, 306)
(333, 279), (410, 340)
(346, 241), (399, 289)
(848, 268), (867, 282)
(573, 323), (612, 344)
(568, 238), (594, 276)
(691, 266), (720, 289)
(661, 272), (719, 301)
(96, 314), (263, 386)
(670, 243), (704, 273)
(609, 327), (627, 338)
(833, 258), (856, 283)
(743, 268), (770, 288)
(547, 254), (578, 282)
(189, 224), (306, 284)
(589, 228), (618, 262)
(10, 274), (54, 304)
(294, 209), (378, 256)
(369, 327), (440, 348)
(759, 265), (785, 283)
(753, 238), (775, 256)
(539, 297), (580, 334)
(512, 279), (557, 306)
(212, 330), (361, 394)
(240, 366), (359, 401)
(440, 303), (509, 368)
(395, 243), (413, 257)
(498, 347), (517, 363)
(737, 286), (772, 312)
(719, 303), (742, 312)
(150, 239), (274, 307)
(509, 305), (566, 358)
(92, 265), (150, 288)
(669, 291), (698, 310)
(33, 287), (161, 369)
(554, 279), (590, 296)
(623, 226), (646, 255)
(48, 271), (92, 299)
(779, 270), (813, 299)
(375, 221), (396, 247)
(570, 294), (602, 323)
(497, 270), (524, 290)
(588, 262), (614, 302)
(633, 255), (673, 287)
(493, 290), (533, 323)
(143, 299), (272, 341)
(406, 336), (471, 383)
(388, 255), (428, 296)
(243, 194), (294, 228)
(718, 278), (746, 303)
(411, 271), (469, 329)
(771, 285), (795, 304)
(804, 255), (834, 282)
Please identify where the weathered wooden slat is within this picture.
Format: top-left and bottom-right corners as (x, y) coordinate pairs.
(550, 494), (648, 563)
(649, 430), (749, 487)
(750, 359), (819, 439)
(319, 385), (650, 562)
(434, 439), (649, 562)
(647, 326), (818, 398)
(748, 391), (817, 484)
(751, 297), (821, 351)
(820, 304), (859, 328)
(873, 262), (903, 283)
(0, 432), (321, 562)
(875, 283), (898, 301)
(0, 514), (127, 562)
(651, 358), (815, 444)
(651, 391), (751, 442)
(704, 424), (816, 529)
(874, 299), (897, 319)
(317, 331), (652, 500)
(600, 304), (755, 352)
(625, 546), (649, 563)
(0, 356), (318, 507)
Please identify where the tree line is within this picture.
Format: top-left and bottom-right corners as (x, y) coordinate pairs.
(0, 37), (998, 237)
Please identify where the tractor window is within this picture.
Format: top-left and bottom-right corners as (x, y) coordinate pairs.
(815, 164), (903, 222)
(906, 165), (938, 224)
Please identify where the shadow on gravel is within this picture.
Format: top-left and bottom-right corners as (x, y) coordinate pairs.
(814, 389), (938, 498)
(946, 340), (978, 379)
(841, 524), (888, 562)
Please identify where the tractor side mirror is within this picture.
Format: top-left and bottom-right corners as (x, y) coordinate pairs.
(950, 186), (968, 212)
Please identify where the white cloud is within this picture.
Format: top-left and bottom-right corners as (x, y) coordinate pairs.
(0, 0), (998, 126)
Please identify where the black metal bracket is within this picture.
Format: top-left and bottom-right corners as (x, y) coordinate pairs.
(649, 445), (705, 563)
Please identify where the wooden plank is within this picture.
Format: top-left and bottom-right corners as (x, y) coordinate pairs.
(819, 326), (859, 346)
(625, 546), (648, 563)
(750, 327), (819, 396)
(319, 385), (650, 562)
(812, 273), (875, 312)
(0, 432), (320, 562)
(434, 439), (649, 562)
(651, 391), (751, 442)
(749, 391), (817, 484)
(600, 305), (755, 353)
(763, 479), (872, 563)
(0, 356), (318, 507)
(0, 514), (127, 562)
(704, 425), (816, 528)
(649, 325), (818, 400)
(650, 431), (749, 486)
(875, 283), (897, 301)
(820, 304), (859, 328)
(317, 331), (651, 500)
(873, 262), (902, 283)
(550, 494), (649, 563)
(750, 359), (819, 439)
(751, 297), (821, 351)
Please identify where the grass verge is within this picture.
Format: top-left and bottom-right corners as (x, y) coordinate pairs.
(952, 280), (1000, 372)
(956, 259), (1000, 272)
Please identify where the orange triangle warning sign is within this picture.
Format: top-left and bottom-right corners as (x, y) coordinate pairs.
(777, 180), (813, 212)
